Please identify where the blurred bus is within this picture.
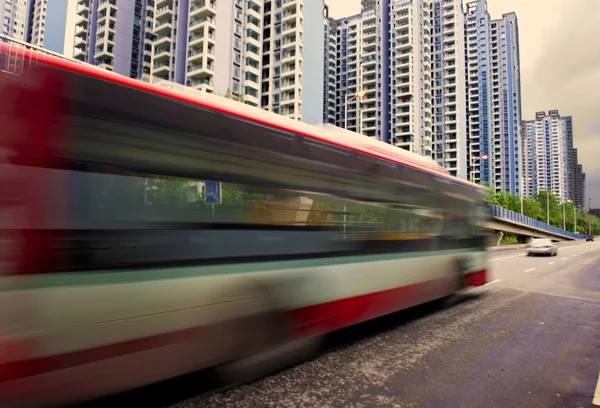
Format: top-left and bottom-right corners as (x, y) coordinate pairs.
(0, 44), (489, 407)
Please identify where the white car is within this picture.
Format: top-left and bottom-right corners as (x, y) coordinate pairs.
(526, 238), (558, 257)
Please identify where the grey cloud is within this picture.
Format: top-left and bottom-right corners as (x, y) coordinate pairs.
(525, 0), (600, 205)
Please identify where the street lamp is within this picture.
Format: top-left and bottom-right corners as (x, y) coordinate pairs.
(588, 197), (592, 237)
(564, 199), (571, 231)
(521, 177), (532, 215)
(344, 90), (366, 131)
(342, 90), (365, 236)
(546, 191), (556, 225)
(470, 154), (489, 183)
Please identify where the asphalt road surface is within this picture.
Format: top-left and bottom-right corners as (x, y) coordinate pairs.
(81, 241), (600, 408)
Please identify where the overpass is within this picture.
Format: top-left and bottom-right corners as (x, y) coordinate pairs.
(484, 205), (587, 245)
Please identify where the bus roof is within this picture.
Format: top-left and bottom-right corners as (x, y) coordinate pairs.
(1, 43), (484, 191)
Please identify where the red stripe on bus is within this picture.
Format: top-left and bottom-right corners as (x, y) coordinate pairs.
(288, 278), (451, 338)
(464, 269), (487, 287)
(0, 326), (205, 383)
(0, 44), (477, 186)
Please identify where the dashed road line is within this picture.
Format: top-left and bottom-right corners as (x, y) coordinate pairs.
(562, 258), (567, 260)
(484, 279), (502, 286)
(593, 371), (600, 405)
(548, 262), (555, 265)
(524, 268), (536, 273)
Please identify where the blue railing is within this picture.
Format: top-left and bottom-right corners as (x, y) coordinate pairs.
(489, 204), (587, 240)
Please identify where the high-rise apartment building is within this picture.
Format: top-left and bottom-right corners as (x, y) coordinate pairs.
(522, 110), (571, 201)
(1, 0), (28, 40)
(63, 0), (154, 78)
(323, 5), (337, 124)
(148, 0), (263, 103)
(431, 0), (467, 178)
(261, 0), (325, 124)
(334, 0), (436, 160)
(1, 0), (66, 53)
(572, 148), (586, 208)
(464, 0), (522, 192)
(27, 0), (68, 53)
(335, 13), (361, 132)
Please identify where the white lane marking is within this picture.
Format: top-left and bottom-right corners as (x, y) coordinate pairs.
(572, 254), (577, 257)
(484, 279), (502, 286)
(593, 371), (600, 405)
(490, 254), (528, 262)
(548, 262), (555, 265)
(562, 258), (567, 260)
(524, 268), (536, 273)
(580, 252), (584, 255)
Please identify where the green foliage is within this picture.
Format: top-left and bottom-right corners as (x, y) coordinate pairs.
(486, 187), (599, 236)
(222, 88), (244, 102)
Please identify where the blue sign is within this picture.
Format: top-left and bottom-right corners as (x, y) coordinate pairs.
(205, 181), (221, 204)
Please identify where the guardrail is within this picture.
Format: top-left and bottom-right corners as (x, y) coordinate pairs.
(490, 204), (587, 240)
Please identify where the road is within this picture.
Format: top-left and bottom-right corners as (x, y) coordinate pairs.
(80, 241), (600, 408)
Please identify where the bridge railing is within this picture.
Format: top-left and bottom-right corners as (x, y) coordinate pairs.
(489, 204), (587, 240)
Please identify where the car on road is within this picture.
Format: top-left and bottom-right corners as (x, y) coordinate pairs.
(526, 238), (557, 257)
(586, 236), (594, 242)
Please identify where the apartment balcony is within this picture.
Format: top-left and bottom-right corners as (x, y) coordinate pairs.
(189, 1), (216, 19)
(155, 5), (173, 19)
(154, 34), (172, 48)
(280, 97), (296, 106)
(187, 47), (204, 63)
(281, 67), (296, 78)
(73, 48), (86, 60)
(362, 11), (376, 25)
(396, 39), (412, 52)
(75, 14), (88, 27)
(97, 62), (113, 71)
(75, 25), (87, 38)
(94, 46), (114, 61)
(281, 80), (296, 91)
(156, 0), (173, 8)
(363, 75), (377, 86)
(362, 56), (377, 68)
(187, 62), (214, 78)
(281, 50), (297, 63)
(282, 9), (296, 23)
(74, 36), (86, 49)
(153, 62), (171, 76)
(189, 16), (216, 32)
(396, 98), (412, 110)
(362, 104), (377, 113)
(154, 46), (171, 62)
(282, 23), (298, 36)
(155, 19), (173, 35)
(76, 3), (89, 16)
(363, 121), (377, 131)
(363, 45), (377, 56)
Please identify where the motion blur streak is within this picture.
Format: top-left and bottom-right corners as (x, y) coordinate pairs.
(1, 43), (488, 407)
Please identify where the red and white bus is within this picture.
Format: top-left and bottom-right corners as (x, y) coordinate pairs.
(0, 44), (488, 407)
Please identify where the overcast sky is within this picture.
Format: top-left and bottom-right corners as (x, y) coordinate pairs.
(326, 0), (600, 208)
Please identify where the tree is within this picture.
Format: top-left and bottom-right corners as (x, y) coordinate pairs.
(484, 184), (600, 236)
(222, 88), (245, 103)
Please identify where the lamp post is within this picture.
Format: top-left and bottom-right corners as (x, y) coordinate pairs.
(588, 197), (592, 237)
(546, 191), (556, 225)
(344, 90), (365, 131)
(470, 153), (489, 183)
(563, 200), (570, 230)
(574, 205), (578, 234)
(522, 177), (532, 215)
(343, 90), (365, 235)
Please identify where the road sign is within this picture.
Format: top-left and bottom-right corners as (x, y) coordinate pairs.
(205, 181), (221, 204)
